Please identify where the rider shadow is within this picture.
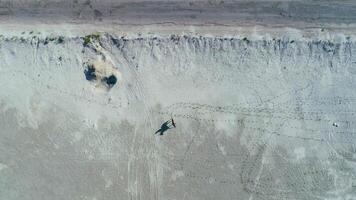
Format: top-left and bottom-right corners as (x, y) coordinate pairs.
(155, 120), (174, 135)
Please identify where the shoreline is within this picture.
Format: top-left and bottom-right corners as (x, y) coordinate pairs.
(1, 0), (356, 40)
(1, 22), (356, 42)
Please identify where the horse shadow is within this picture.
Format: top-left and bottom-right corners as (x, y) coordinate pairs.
(155, 120), (173, 135)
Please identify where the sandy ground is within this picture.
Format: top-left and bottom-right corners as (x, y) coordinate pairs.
(1, 1), (356, 200)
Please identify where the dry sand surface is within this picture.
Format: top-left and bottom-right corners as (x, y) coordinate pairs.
(1, 1), (356, 200)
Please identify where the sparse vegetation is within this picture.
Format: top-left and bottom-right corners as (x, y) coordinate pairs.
(103, 75), (117, 88)
(83, 33), (100, 46)
(57, 36), (64, 44)
(41, 36), (65, 45)
(242, 37), (250, 44)
(84, 64), (96, 81)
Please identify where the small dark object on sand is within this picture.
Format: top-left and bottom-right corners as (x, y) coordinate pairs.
(104, 75), (117, 87)
(84, 65), (96, 81)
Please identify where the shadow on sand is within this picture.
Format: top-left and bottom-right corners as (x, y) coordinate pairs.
(155, 120), (174, 135)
